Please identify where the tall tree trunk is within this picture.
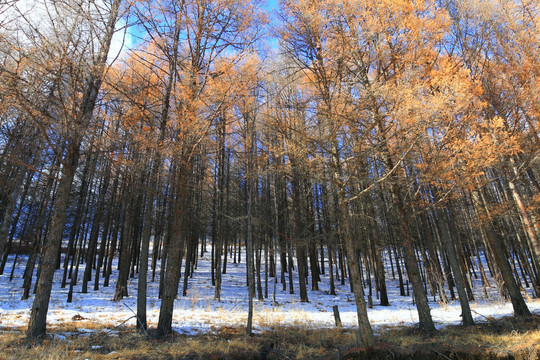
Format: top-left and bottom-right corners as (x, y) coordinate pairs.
(507, 178), (540, 296)
(436, 206), (474, 326)
(27, 142), (80, 339)
(94, 168), (120, 291)
(291, 166), (309, 302)
(156, 165), (189, 337)
(471, 188), (531, 317)
(136, 162), (156, 331)
(82, 160), (111, 293)
(338, 189), (375, 346)
(245, 107), (256, 336)
(26, 0), (121, 339)
(114, 187), (134, 301)
(0, 167), (35, 275)
(389, 182), (435, 332)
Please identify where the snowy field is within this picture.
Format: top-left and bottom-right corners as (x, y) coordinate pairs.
(1, 250), (539, 336)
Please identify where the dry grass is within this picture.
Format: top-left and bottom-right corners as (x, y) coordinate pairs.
(378, 315), (540, 359)
(0, 315), (539, 359)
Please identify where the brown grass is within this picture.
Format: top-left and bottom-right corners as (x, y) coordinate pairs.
(0, 315), (539, 359)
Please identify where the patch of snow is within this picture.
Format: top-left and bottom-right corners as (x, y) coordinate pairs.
(0, 251), (539, 334)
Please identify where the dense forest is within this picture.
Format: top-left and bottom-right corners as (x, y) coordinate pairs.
(0, 0), (538, 347)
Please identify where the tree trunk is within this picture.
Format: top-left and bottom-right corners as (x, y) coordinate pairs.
(390, 183), (436, 332)
(245, 106), (256, 336)
(156, 165), (189, 337)
(26, 0), (121, 339)
(437, 206), (474, 326)
(471, 188), (531, 317)
(114, 189), (134, 301)
(82, 160), (111, 293)
(338, 189), (375, 347)
(507, 178), (540, 296)
(27, 142), (80, 339)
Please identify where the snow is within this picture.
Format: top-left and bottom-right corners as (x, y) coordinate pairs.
(1, 250), (539, 335)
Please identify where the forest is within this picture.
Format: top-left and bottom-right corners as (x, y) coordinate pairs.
(0, 0), (539, 352)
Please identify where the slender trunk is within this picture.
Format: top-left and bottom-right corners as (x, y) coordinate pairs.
(390, 182), (435, 332)
(338, 189), (375, 346)
(114, 189), (134, 301)
(136, 164), (156, 331)
(27, 143), (80, 338)
(94, 171), (120, 291)
(26, 0), (121, 339)
(82, 160), (111, 293)
(372, 239), (389, 306)
(0, 170), (23, 263)
(291, 167), (309, 302)
(156, 166), (189, 337)
(437, 207), (474, 326)
(471, 188), (531, 317)
(507, 179), (540, 296)
(246, 108), (255, 336)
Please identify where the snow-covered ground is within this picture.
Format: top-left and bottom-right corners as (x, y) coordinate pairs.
(1, 250), (539, 335)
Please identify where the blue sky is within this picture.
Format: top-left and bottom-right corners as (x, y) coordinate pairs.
(265, 0), (278, 10)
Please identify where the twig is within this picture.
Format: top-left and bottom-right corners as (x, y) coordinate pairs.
(432, 349), (452, 360)
(123, 302), (149, 336)
(268, 348), (293, 360)
(471, 309), (491, 321)
(90, 314), (137, 340)
(228, 300), (243, 312)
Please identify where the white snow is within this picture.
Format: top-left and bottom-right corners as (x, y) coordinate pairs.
(0, 250), (539, 335)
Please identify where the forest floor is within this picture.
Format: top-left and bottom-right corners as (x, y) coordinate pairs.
(0, 315), (539, 359)
(1, 251), (540, 359)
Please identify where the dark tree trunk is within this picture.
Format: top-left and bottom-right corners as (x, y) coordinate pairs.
(471, 189), (531, 318)
(21, 167), (58, 300)
(156, 165), (189, 337)
(25, 0), (121, 339)
(27, 142), (80, 339)
(337, 189), (375, 346)
(114, 187), (134, 301)
(437, 206), (474, 326)
(82, 160), (111, 293)
(390, 184), (435, 333)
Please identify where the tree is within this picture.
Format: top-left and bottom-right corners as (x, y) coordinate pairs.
(155, 0), (265, 337)
(0, 0), (124, 339)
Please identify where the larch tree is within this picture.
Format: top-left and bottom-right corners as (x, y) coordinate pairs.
(0, 0), (539, 343)
(279, 0), (377, 345)
(441, 0), (538, 315)
(0, 0), (124, 339)
(155, 0), (265, 337)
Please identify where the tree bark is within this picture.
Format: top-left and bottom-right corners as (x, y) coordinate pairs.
(389, 183), (436, 333)
(471, 188), (531, 317)
(156, 165), (189, 337)
(436, 207), (474, 326)
(26, 0), (121, 339)
(338, 189), (375, 346)
(27, 142), (80, 339)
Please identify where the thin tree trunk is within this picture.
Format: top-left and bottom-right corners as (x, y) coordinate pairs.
(337, 189), (375, 346)
(26, 0), (121, 339)
(507, 178), (540, 296)
(114, 188), (134, 301)
(27, 142), (80, 339)
(471, 188), (531, 317)
(246, 107), (256, 336)
(82, 160), (111, 293)
(156, 164), (189, 337)
(437, 206), (474, 326)
(390, 183), (436, 332)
